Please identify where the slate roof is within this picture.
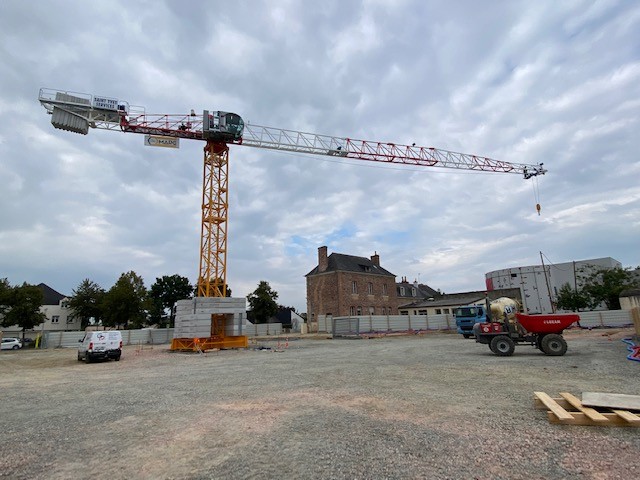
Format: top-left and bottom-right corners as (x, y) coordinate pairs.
(37, 283), (67, 305)
(306, 253), (395, 277)
(400, 291), (485, 309)
(396, 281), (439, 300)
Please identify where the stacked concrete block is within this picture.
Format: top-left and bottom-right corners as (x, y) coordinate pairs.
(174, 297), (247, 338)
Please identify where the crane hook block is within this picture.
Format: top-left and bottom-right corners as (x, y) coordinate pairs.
(536, 203), (541, 215)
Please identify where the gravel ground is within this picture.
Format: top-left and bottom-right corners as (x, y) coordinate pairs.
(0, 328), (638, 480)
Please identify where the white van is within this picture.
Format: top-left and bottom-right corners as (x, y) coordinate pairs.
(78, 331), (122, 363)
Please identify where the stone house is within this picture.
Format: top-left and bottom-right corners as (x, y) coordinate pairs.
(306, 246), (397, 323)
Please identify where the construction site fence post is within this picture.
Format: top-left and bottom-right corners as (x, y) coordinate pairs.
(632, 307), (640, 338)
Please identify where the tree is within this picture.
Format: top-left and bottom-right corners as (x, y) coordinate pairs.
(555, 283), (589, 312)
(148, 274), (194, 327)
(68, 279), (105, 330)
(581, 266), (639, 310)
(0, 282), (46, 339)
(102, 271), (149, 329)
(246, 280), (278, 323)
(0, 277), (11, 317)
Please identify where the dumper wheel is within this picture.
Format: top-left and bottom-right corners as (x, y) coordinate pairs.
(541, 334), (567, 356)
(490, 335), (515, 356)
(535, 334), (546, 350)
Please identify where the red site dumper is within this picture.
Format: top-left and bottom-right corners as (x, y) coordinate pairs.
(472, 312), (580, 357)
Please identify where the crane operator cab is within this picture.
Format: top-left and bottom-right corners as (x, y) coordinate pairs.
(202, 110), (244, 142)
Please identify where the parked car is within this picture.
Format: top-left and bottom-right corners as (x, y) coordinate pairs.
(1, 338), (22, 350)
(78, 331), (122, 363)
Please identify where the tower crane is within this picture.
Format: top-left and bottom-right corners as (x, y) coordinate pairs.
(38, 88), (546, 347)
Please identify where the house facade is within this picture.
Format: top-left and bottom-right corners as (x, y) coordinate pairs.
(396, 277), (439, 307)
(399, 288), (522, 316)
(0, 283), (81, 337)
(38, 283), (81, 332)
(306, 246), (397, 323)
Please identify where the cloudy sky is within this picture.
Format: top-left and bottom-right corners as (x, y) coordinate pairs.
(1, 0), (639, 312)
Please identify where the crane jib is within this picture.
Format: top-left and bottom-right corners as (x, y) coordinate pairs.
(37, 88), (546, 178)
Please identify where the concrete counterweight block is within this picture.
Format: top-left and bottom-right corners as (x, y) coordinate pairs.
(174, 297), (247, 338)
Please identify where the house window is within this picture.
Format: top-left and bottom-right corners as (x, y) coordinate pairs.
(51, 315), (60, 323)
(66, 315), (75, 324)
(356, 306), (362, 315)
(419, 310), (427, 315)
(382, 307), (386, 315)
(350, 306), (355, 316)
(352, 281), (358, 294)
(443, 308), (450, 314)
(383, 284), (388, 295)
(435, 309), (442, 314)
(368, 282), (373, 295)
(369, 306), (375, 315)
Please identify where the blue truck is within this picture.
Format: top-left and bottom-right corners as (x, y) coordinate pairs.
(455, 304), (487, 338)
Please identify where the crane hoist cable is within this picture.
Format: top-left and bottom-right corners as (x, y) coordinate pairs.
(532, 175), (542, 215)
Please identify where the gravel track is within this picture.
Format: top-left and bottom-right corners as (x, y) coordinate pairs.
(0, 329), (638, 480)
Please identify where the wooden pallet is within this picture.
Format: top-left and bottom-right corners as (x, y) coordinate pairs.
(534, 392), (640, 427)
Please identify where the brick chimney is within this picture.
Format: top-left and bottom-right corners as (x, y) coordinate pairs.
(318, 246), (328, 272)
(371, 251), (380, 267)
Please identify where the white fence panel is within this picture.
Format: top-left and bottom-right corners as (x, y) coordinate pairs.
(333, 318), (360, 337)
(406, 316), (428, 331)
(329, 315), (456, 336)
(45, 331), (85, 348)
(150, 328), (174, 344)
(424, 314), (454, 330)
(370, 316), (390, 331)
(243, 322), (283, 336)
(26, 310), (636, 347)
(576, 311), (633, 328)
(43, 328), (175, 348)
(317, 315), (333, 333)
